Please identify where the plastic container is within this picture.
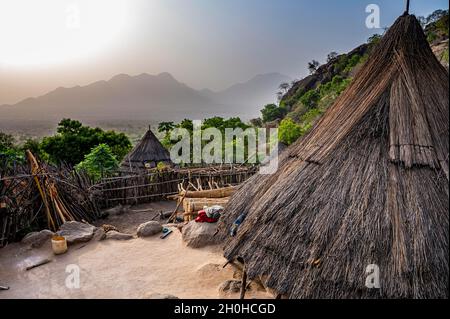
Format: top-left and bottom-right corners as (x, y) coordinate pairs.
(51, 235), (67, 255)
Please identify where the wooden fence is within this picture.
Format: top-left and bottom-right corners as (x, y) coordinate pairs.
(91, 165), (258, 208)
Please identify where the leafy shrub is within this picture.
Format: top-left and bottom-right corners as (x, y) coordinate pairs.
(299, 90), (320, 109)
(75, 144), (118, 181)
(278, 118), (302, 145)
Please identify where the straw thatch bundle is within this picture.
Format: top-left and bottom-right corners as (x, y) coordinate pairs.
(219, 14), (449, 299)
(120, 128), (172, 172)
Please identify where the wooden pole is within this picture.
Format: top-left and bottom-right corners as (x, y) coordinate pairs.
(168, 183), (190, 223)
(405, 0), (410, 14)
(239, 266), (247, 299)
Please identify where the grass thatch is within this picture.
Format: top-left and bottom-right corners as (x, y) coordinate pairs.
(218, 14), (449, 299)
(120, 128), (172, 172)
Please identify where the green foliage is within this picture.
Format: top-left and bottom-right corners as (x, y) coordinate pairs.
(327, 51), (339, 63)
(0, 132), (25, 168)
(308, 60), (320, 74)
(427, 32), (438, 43)
(367, 34), (382, 46)
(0, 132), (15, 152)
(261, 104), (286, 123)
(41, 119), (132, 166)
(156, 161), (170, 171)
(158, 122), (175, 135)
(75, 144), (118, 181)
(21, 138), (47, 160)
(435, 13), (449, 36)
(319, 75), (352, 97)
(442, 48), (449, 63)
(278, 118), (302, 145)
(177, 119), (194, 131)
(299, 90), (320, 109)
(343, 54), (361, 73)
(250, 118), (263, 127)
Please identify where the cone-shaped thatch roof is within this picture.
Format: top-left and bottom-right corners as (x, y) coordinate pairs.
(120, 128), (172, 172)
(219, 14), (449, 299)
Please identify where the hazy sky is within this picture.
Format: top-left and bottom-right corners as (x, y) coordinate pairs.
(0, 0), (448, 104)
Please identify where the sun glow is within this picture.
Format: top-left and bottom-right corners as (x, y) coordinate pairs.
(0, 0), (131, 68)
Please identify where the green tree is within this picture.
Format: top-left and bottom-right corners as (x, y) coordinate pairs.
(75, 144), (119, 181)
(278, 118), (302, 146)
(158, 122), (175, 135)
(261, 104), (285, 123)
(327, 51), (339, 63)
(202, 117), (225, 130)
(0, 132), (15, 152)
(223, 117), (250, 130)
(177, 119), (194, 131)
(308, 60), (320, 74)
(41, 119), (132, 166)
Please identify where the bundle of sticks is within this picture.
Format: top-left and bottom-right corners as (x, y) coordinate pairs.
(0, 152), (99, 246)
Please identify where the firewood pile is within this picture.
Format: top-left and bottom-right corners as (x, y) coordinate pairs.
(0, 151), (99, 246)
(168, 181), (236, 222)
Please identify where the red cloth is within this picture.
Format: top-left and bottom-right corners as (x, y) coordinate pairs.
(195, 210), (218, 223)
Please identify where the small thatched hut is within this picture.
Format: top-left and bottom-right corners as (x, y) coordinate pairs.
(219, 14), (449, 299)
(120, 127), (172, 172)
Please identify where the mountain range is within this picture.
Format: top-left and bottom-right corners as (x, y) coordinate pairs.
(0, 72), (291, 123)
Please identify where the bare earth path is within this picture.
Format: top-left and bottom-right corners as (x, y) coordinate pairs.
(0, 202), (269, 299)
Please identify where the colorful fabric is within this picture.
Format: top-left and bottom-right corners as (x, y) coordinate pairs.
(195, 210), (219, 223)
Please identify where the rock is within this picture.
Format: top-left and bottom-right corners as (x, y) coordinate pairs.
(218, 280), (242, 294)
(21, 230), (54, 248)
(105, 231), (134, 241)
(137, 221), (162, 237)
(182, 221), (220, 248)
(56, 221), (96, 244)
(143, 292), (179, 299)
(92, 227), (106, 241)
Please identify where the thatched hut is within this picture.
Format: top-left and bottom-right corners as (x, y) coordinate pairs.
(120, 128), (172, 172)
(219, 14), (449, 299)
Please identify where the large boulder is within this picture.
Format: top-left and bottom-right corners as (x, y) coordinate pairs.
(105, 231), (134, 241)
(56, 221), (96, 244)
(137, 221), (162, 237)
(182, 221), (220, 248)
(22, 230), (54, 248)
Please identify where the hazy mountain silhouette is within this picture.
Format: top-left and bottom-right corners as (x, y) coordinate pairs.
(1, 72), (291, 122)
(204, 73), (292, 108)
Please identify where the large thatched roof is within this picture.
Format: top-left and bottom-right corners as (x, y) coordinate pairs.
(219, 14), (449, 299)
(120, 128), (172, 172)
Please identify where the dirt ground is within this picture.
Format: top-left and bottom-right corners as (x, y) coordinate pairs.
(0, 201), (270, 299)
